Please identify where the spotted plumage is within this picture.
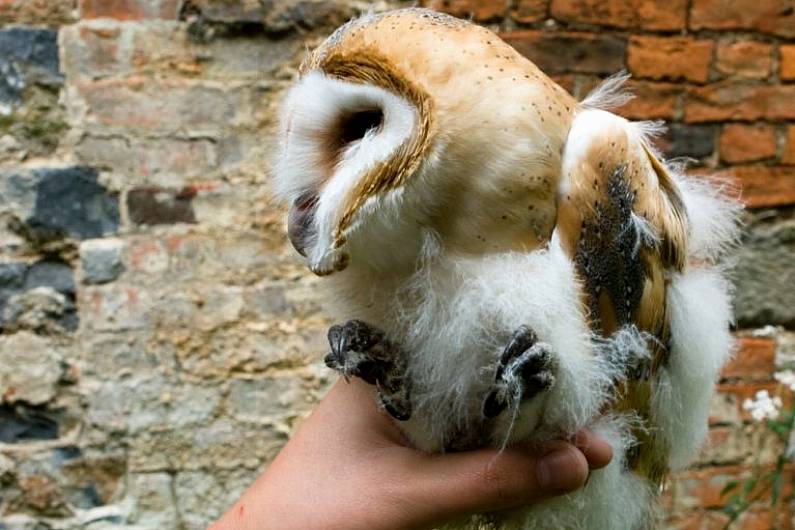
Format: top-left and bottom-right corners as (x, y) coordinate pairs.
(275, 8), (740, 529)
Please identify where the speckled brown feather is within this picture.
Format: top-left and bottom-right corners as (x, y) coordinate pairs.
(557, 121), (688, 485)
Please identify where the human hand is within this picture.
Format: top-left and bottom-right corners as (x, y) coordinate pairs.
(210, 378), (612, 530)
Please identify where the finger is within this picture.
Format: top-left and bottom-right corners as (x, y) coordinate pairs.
(571, 429), (613, 470)
(400, 441), (589, 526)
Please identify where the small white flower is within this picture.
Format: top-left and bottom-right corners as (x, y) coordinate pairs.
(742, 389), (782, 422)
(774, 370), (795, 392)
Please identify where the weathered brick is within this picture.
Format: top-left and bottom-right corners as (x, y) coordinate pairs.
(511, 0), (548, 22)
(676, 466), (793, 511)
(719, 124), (777, 164)
(501, 31), (626, 75)
(782, 126), (795, 165)
(422, 0), (506, 21)
(0, 0), (76, 25)
(76, 136), (220, 187)
(127, 188), (198, 226)
(781, 45), (795, 81)
(80, 284), (147, 331)
(628, 36), (713, 83)
(715, 41), (773, 80)
(733, 218), (795, 327)
(699, 166), (795, 209)
(690, 0), (795, 38)
(80, 0), (181, 20)
(721, 337), (776, 380)
(616, 80), (680, 120)
(550, 0), (687, 30)
(685, 83), (795, 122)
(658, 123), (716, 159)
(78, 78), (251, 133)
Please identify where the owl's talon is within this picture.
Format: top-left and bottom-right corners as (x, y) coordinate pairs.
(325, 320), (412, 421)
(483, 326), (556, 419)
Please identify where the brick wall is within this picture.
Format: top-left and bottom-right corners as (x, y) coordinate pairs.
(0, 1), (793, 529)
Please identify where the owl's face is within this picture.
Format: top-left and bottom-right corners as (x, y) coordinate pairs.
(274, 9), (575, 276)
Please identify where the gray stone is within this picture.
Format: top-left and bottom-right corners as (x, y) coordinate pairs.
(3, 286), (77, 333)
(0, 261), (77, 332)
(733, 219), (795, 328)
(80, 239), (125, 285)
(1, 167), (120, 244)
(0, 331), (63, 405)
(127, 472), (179, 529)
(174, 470), (254, 530)
(24, 260), (75, 295)
(0, 28), (61, 106)
(0, 403), (60, 443)
(226, 376), (311, 424)
(88, 376), (221, 434)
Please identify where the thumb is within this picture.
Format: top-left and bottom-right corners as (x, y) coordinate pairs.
(402, 441), (589, 525)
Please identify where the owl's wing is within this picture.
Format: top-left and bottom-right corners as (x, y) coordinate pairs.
(555, 109), (689, 483)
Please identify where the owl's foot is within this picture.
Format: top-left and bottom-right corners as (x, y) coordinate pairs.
(483, 326), (556, 418)
(325, 320), (412, 421)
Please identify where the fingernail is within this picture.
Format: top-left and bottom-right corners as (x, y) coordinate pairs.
(536, 448), (583, 491)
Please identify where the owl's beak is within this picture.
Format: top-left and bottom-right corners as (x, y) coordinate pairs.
(287, 191), (318, 257)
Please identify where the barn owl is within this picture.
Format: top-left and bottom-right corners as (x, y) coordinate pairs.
(275, 8), (740, 529)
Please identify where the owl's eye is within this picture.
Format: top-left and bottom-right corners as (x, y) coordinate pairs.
(337, 109), (384, 145)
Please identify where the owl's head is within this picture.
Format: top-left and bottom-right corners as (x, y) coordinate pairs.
(274, 8), (574, 276)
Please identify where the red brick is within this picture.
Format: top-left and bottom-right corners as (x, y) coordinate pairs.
(628, 36), (713, 83)
(719, 124), (778, 164)
(697, 166), (795, 208)
(80, 0), (180, 20)
(501, 31), (626, 75)
(715, 41), (774, 80)
(685, 82), (795, 122)
(665, 511), (728, 530)
(690, 0), (795, 37)
(676, 465), (794, 511)
(615, 80), (680, 120)
(511, 0), (548, 22)
(421, 0), (506, 21)
(550, 74), (575, 95)
(550, 0), (687, 30)
(721, 337), (776, 380)
(782, 126), (795, 165)
(781, 45), (795, 81)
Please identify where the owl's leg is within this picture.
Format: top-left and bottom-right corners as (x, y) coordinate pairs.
(324, 320), (412, 421)
(483, 326), (556, 419)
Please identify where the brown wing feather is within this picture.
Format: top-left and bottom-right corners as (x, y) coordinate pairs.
(556, 113), (688, 485)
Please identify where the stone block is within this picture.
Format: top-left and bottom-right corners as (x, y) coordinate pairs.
(87, 375), (221, 433)
(0, 332), (63, 405)
(0, 167), (119, 244)
(0, 403), (60, 443)
(0, 28), (61, 107)
(734, 219), (795, 327)
(127, 187), (197, 226)
(80, 238), (125, 285)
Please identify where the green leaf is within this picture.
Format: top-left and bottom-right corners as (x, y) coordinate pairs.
(721, 481), (740, 497)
